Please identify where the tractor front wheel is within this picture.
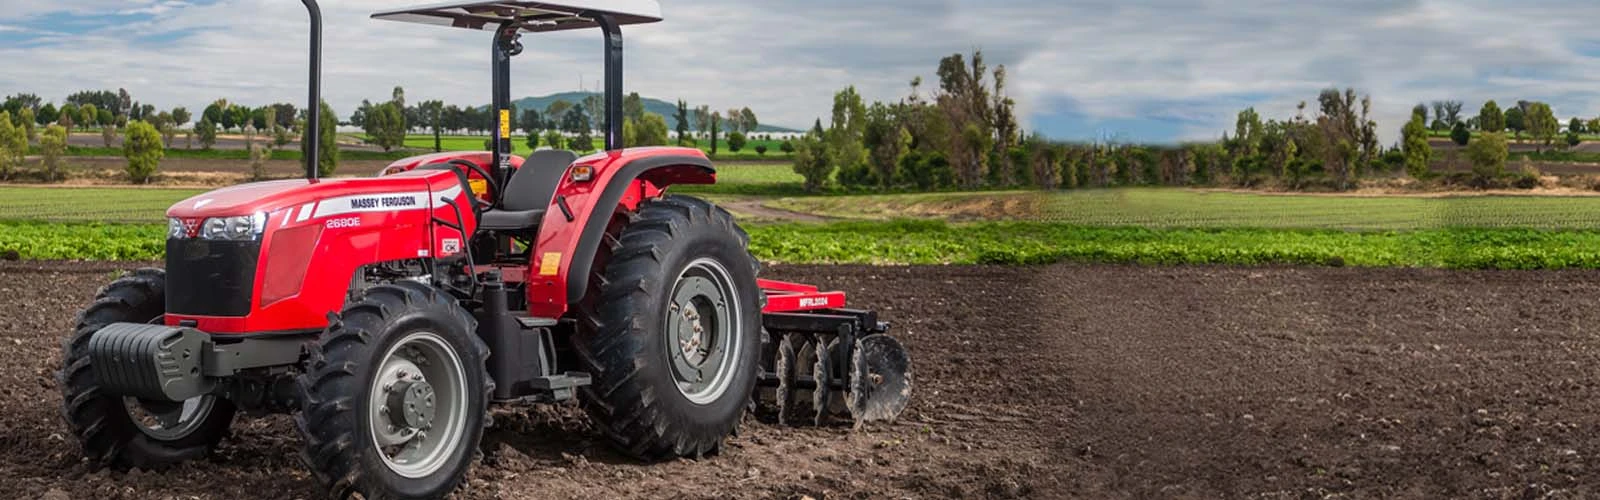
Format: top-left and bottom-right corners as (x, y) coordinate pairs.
(58, 268), (236, 470)
(295, 281), (490, 500)
(575, 195), (762, 460)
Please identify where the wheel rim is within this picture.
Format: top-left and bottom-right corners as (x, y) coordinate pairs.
(367, 331), (468, 479)
(123, 395), (217, 441)
(664, 257), (743, 405)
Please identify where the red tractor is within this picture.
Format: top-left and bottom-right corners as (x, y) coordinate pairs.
(57, 1), (910, 498)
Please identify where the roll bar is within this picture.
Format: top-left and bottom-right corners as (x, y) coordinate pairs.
(302, 0), (323, 181)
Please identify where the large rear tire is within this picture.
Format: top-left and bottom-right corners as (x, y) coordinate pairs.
(295, 281), (490, 500)
(574, 195), (762, 460)
(58, 268), (236, 470)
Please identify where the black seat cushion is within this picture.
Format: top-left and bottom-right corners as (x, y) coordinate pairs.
(478, 208), (547, 231)
(502, 149), (578, 211)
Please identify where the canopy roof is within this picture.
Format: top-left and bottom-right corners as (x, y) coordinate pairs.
(371, 0), (661, 32)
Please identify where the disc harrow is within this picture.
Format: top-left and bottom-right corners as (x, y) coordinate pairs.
(755, 280), (912, 427)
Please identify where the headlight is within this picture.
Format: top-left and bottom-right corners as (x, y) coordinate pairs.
(171, 213), (266, 241)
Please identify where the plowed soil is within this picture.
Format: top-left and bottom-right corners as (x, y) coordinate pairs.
(4, 262), (1600, 498)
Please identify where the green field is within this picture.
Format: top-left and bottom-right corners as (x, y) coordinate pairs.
(9, 218), (1600, 270)
(7, 184), (1600, 231)
(8, 182), (1600, 269)
(0, 186), (205, 223)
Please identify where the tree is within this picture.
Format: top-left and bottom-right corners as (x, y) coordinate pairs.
(196, 118), (218, 150)
(154, 111), (177, 147)
(18, 108), (35, 142)
(1478, 100), (1503, 132)
(1570, 117), (1586, 134)
(694, 105), (712, 140)
(582, 94), (605, 131)
(1567, 131), (1582, 148)
(755, 144), (768, 156)
(60, 103), (79, 129)
(218, 103), (238, 131)
(780, 140), (795, 155)
(203, 100), (226, 127)
(0, 112), (19, 179)
(740, 107), (758, 134)
(791, 130), (831, 192)
(572, 128), (595, 152)
(420, 100), (445, 152)
(164, 106), (187, 129)
(623, 92), (645, 122)
(1589, 118), (1600, 137)
(543, 130), (565, 150)
(709, 112), (722, 155)
(78, 104), (98, 131)
(545, 100), (573, 125)
(40, 124), (68, 181)
(35, 103), (58, 126)
(727, 131), (747, 152)
(1504, 106), (1526, 139)
(249, 142), (273, 181)
(634, 113), (670, 146)
(250, 107), (270, 132)
(519, 108), (543, 134)
(1401, 110), (1432, 179)
(1466, 132), (1508, 180)
(863, 102), (908, 188)
(301, 101), (339, 177)
(123, 121), (165, 184)
(101, 122), (118, 148)
(365, 102), (406, 152)
(1526, 102), (1558, 151)
(2, 93), (42, 115)
(673, 100), (690, 145)
(1451, 121), (1471, 146)
(96, 108), (114, 129)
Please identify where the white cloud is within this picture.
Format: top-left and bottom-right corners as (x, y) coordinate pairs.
(1, 0), (1599, 142)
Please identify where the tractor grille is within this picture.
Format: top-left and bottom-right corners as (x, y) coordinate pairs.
(165, 239), (261, 317)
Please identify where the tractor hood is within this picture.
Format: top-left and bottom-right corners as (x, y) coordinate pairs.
(166, 176), (440, 220)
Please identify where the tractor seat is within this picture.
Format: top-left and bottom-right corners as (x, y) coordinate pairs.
(478, 149), (578, 231)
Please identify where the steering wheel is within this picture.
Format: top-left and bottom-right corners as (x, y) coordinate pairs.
(446, 159), (500, 213)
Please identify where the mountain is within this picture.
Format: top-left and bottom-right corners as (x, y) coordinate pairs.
(507, 92), (799, 133)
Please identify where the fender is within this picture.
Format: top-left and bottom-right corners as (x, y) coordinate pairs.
(526, 147), (715, 318)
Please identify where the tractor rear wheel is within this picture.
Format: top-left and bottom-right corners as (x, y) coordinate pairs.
(58, 268), (236, 470)
(295, 281), (490, 500)
(575, 195), (762, 460)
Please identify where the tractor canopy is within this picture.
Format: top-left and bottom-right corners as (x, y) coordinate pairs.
(371, 0), (662, 32)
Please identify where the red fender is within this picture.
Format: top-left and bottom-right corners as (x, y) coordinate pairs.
(525, 147), (715, 318)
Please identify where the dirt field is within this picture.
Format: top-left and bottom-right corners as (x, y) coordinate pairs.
(5, 262), (1600, 498)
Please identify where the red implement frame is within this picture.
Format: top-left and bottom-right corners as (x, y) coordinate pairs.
(759, 279), (846, 313)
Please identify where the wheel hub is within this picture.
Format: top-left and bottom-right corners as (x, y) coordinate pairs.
(386, 380), (437, 430)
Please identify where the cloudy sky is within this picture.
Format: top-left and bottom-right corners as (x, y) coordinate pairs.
(2, 0), (1598, 144)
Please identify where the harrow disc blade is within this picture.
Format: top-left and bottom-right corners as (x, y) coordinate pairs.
(846, 334), (912, 424)
(811, 337), (834, 426)
(774, 333), (800, 426)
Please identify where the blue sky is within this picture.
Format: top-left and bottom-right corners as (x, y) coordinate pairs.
(3, 0), (1600, 143)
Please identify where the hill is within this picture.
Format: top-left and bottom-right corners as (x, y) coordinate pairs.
(508, 92), (799, 133)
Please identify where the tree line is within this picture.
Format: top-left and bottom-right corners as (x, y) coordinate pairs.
(348, 87), (772, 156)
(2, 88), (340, 182)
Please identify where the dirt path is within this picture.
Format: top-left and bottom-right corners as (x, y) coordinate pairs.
(4, 263), (1600, 497)
(717, 198), (831, 223)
